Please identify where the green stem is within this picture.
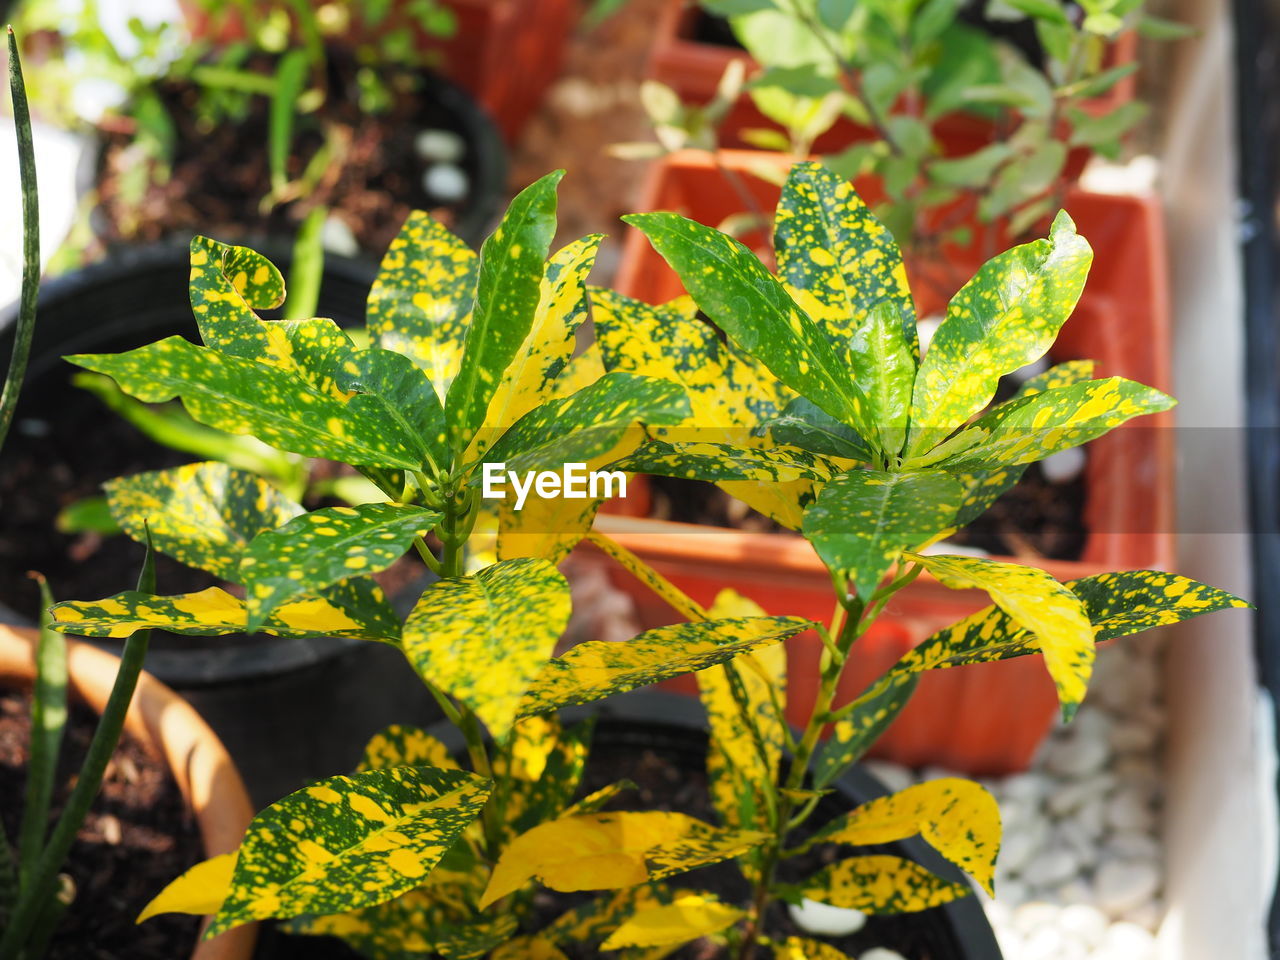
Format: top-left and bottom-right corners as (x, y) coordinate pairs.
(283, 205), (326, 320)
(0, 539), (156, 960)
(0, 27), (39, 455)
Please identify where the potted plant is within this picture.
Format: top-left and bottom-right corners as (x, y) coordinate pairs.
(39, 162), (1244, 956)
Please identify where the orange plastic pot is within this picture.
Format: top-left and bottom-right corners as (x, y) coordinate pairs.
(601, 150), (1174, 774)
(0, 625), (256, 959)
(647, 0), (1138, 160)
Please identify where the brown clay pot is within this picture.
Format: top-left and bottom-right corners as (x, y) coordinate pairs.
(601, 149), (1174, 775)
(0, 625), (256, 960)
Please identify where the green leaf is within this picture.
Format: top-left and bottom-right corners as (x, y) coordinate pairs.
(905, 211), (1093, 458)
(797, 855), (970, 913)
(19, 577), (67, 887)
(519, 617), (811, 716)
(773, 938), (852, 960)
(1137, 13), (1196, 39)
(763, 397), (874, 462)
(496, 717), (596, 840)
(1058, 62), (1138, 99)
(802, 470), (963, 601)
(104, 461), (302, 580)
(358, 725), (460, 772)
(1068, 102), (1149, 149)
(997, 0), (1070, 23)
(268, 49), (308, 192)
(366, 211), (478, 400)
(1013, 359), (1096, 398)
(602, 893), (744, 950)
(928, 144), (1013, 188)
(773, 162), (918, 365)
(611, 440), (830, 483)
(447, 171), (564, 450)
(950, 464), (1029, 527)
(204, 765), (492, 937)
(469, 372), (689, 480)
(67, 338), (425, 469)
(242, 502), (440, 631)
(848, 301), (916, 457)
(405, 558), (571, 740)
(623, 211), (873, 437)
(813, 674), (919, 789)
(187, 236), (287, 362)
(337, 346), (449, 471)
(940, 376), (1175, 470)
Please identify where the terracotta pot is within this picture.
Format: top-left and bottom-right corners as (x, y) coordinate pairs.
(0, 625), (256, 960)
(601, 149), (1174, 774)
(647, 0), (1138, 161)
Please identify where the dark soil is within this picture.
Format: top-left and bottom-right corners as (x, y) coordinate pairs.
(96, 49), (483, 255)
(0, 689), (203, 959)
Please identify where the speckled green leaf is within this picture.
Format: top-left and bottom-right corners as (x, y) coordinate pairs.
(469, 372), (689, 481)
(774, 161), (916, 357)
(585, 532), (707, 623)
(67, 338), (424, 469)
(950, 464), (1030, 527)
(358, 725), (459, 773)
(290, 889), (493, 960)
(481, 812), (767, 907)
(773, 937), (852, 960)
(940, 377), (1175, 470)
(49, 586), (400, 642)
(802, 470), (963, 601)
(447, 171), (564, 449)
(763, 396), (874, 462)
(813, 673), (918, 789)
(905, 211), (1093, 458)
(435, 916), (521, 958)
(337, 346), (448, 470)
(848, 301), (916, 458)
(798, 855), (970, 914)
(519, 616), (810, 716)
(1013, 359), (1096, 399)
(205, 765), (491, 937)
(367, 211), (478, 400)
(104, 461), (302, 580)
(276, 317), (364, 399)
(495, 717), (595, 841)
(813, 779), (1001, 895)
(611, 440), (830, 483)
(404, 558), (571, 740)
(623, 212), (873, 437)
(906, 553), (1096, 719)
(188, 236), (288, 362)
(241, 503), (440, 630)
(545, 883), (684, 948)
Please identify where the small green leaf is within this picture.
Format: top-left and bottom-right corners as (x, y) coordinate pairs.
(763, 397), (875, 462)
(813, 674), (918, 788)
(242, 503), (440, 631)
(205, 765), (492, 937)
(1137, 13), (1196, 39)
(847, 301), (916, 457)
(268, 50), (308, 193)
(338, 347), (449, 470)
(187, 236), (287, 361)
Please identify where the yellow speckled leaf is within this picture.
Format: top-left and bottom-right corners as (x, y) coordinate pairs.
(1013, 359), (1095, 399)
(585, 532), (707, 622)
(813, 673), (919, 789)
(480, 812), (767, 907)
(816, 779), (1000, 895)
(404, 558), (571, 740)
(367, 210), (478, 400)
(544, 884), (672, 946)
(800, 855), (970, 914)
(519, 615), (810, 716)
(50, 586), (398, 643)
(138, 852), (236, 921)
(358, 725), (459, 773)
(906, 211), (1093, 458)
(773, 937), (852, 960)
(205, 765), (492, 937)
(491, 937), (570, 960)
(601, 893), (744, 950)
(492, 717), (595, 841)
(188, 236), (290, 364)
(906, 553), (1096, 718)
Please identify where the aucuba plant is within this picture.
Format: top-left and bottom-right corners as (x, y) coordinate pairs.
(38, 161), (1246, 960)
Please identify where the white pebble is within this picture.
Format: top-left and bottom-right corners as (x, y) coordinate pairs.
(1106, 790), (1156, 833)
(422, 164), (469, 204)
(859, 950), (908, 960)
(1057, 903), (1109, 948)
(320, 214), (359, 257)
(1055, 879), (1096, 906)
(862, 759), (913, 795)
(1123, 900), (1164, 931)
(995, 927), (1025, 957)
(414, 128), (466, 163)
(1101, 921), (1157, 959)
(1013, 902), (1061, 936)
(997, 877), (1031, 907)
(1043, 733), (1110, 777)
(1045, 772), (1114, 817)
(1004, 771), (1050, 804)
(917, 315), (943, 353)
(919, 539), (990, 558)
(1095, 859), (1161, 918)
(787, 898), (867, 937)
(920, 764), (960, 782)
(1041, 446), (1087, 483)
(998, 823), (1044, 875)
(1110, 719), (1160, 754)
(1022, 926), (1067, 960)
(1021, 848), (1080, 889)
(1106, 831), (1161, 862)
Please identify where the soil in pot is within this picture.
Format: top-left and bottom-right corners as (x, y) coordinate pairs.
(0, 689), (203, 959)
(96, 47), (503, 253)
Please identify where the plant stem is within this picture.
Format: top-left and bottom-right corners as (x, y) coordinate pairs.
(283, 205), (326, 320)
(0, 27), (39, 455)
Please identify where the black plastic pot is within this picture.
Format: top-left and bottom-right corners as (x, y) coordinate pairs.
(258, 690), (1002, 960)
(0, 243), (443, 807)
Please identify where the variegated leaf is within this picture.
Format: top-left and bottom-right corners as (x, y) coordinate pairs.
(519, 616), (810, 716)
(847, 301), (916, 458)
(480, 812), (767, 907)
(774, 162), (917, 359)
(585, 532), (707, 623)
(404, 558), (571, 740)
(611, 440), (831, 483)
(1013, 359), (1096, 399)
(814, 779), (1001, 895)
(799, 855), (970, 914)
(104, 461), (302, 580)
(367, 211), (478, 400)
(241, 502), (439, 630)
(906, 211), (1093, 458)
(544, 884), (678, 947)
(434, 916), (520, 959)
(622, 212), (874, 438)
(491, 937), (570, 960)
(773, 937), (852, 960)
(337, 346), (449, 471)
(802, 470), (963, 601)
(68, 338), (425, 469)
(138, 852), (237, 921)
(358, 725), (460, 773)
(447, 171), (564, 449)
(905, 553), (1097, 719)
(813, 673), (919, 789)
(188, 236), (289, 363)
(49, 586), (399, 643)
(601, 892), (744, 950)
(951, 464), (1030, 527)
(500, 717), (595, 841)
(763, 397), (875, 465)
(204, 765), (492, 937)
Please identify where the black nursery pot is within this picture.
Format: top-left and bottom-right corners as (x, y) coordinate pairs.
(0, 243), (442, 808)
(258, 691), (1002, 960)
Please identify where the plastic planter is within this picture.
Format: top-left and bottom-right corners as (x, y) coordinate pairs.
(601, 149), (1173, 774)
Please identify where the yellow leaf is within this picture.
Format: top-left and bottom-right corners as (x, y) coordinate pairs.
(479, 812), (766, 907)
(601, 893), (744, 950)
(585, 531), (707, 622)
(491, 937), (570, 960)
(137, 853), (237, 922)
(802, 854), (970, 914)
(773, 937), (851, 960)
